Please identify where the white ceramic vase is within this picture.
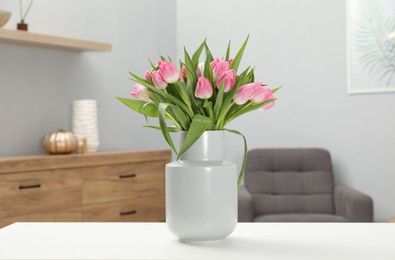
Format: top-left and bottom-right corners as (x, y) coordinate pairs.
(166, 131), (237, 243)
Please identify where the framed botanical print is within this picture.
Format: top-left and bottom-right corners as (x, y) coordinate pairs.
(347, 0), (395, 94)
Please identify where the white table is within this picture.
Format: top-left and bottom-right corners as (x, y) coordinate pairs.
(0, 223), (394, 259)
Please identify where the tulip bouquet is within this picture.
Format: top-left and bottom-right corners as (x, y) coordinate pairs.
(117, 36), (278, 185)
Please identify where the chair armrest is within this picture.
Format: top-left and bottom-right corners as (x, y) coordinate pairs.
(238, 185), (254, 222)
(334, 184), (374, 222)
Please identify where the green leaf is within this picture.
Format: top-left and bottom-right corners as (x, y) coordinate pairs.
(203, 52), (214, 85)
(143, 125), (179, 132)
(175, 81), (192, 109)
(213, 83), (224, 121)
(177, 115), (213, 159)
(116, 97), (158, 117)
(148, 58), (157, 70)
(272, 86), (282, 94)
(223, 129), (248, 186)
(184, 48), (197, 86)
(194, 98), (205, 114)
(216, 77), (244, 128)
(238, 66), (251, 79)
(239, 67), (255, 86)
(204, 100), (213, 119)
(192, 39), (206, 67)
(225, 40), (231, 61)
(230, 35), (249, 72)
(141, 102), (158, 123)
(204, 42), (214, 62)
(186, 81), (200, 115)
(168, 104), (190, 130)
(159, 103), (178, 156)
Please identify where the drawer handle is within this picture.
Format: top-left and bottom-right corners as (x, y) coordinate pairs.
(119, 173), (136, 179)
(19, 184), (41, 190)
(120, 210), (137, 216)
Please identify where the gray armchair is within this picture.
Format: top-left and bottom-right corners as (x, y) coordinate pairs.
(238, 148), (373, 222)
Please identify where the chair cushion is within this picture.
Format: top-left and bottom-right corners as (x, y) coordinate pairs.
(245, 148), (335, 215)
(254, 213), (348, 222)
(252, 193), (335, 215)
(246, 148), (332, 173)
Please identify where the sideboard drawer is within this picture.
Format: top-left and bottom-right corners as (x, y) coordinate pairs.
(0, 169), (82, 218)
(82, 161), (165, 205)
(0, 207), (82, 228)
(82, 195), (165, 222)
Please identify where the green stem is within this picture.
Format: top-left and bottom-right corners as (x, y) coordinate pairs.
(166, 114), (182, 130)
(216, 101), (235, 129)
(150, 95), (159, 105)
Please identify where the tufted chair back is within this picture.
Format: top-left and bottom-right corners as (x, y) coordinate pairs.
(245, 148), (335, 216)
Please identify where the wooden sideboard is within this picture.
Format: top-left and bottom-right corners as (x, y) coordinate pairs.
(0, 150), (171, 228)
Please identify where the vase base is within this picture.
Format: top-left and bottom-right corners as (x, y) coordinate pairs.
(179, 239), (225, 244)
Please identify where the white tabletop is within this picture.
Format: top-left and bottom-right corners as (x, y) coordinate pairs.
(0, 222), (394, 260)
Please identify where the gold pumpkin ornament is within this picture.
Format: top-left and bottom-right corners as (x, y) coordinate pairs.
(43, 130), (78, 154)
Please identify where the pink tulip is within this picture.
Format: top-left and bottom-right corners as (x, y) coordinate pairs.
(158, 60), (179, 83)
(151, 70), (168, 89)
(182, 66), (188, 78)
(233, 84), (254, 105)
(210, 58), (233, 69)
(131, 84), (152, 101)
(210, 58), (232, 80)
(195, 77), (213, 99)
(216, 70), (236, 92)
(250, 86), (274, 104)
(180, 66), (188, 83)
(196, 62), (205, 78)
(145, 70), (151, 82)
(262, 101), (275, 111)
(179, 73), (185, 83)
(233, 82), (261, 105)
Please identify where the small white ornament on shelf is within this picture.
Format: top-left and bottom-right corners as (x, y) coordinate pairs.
(72, 99), (99, 153)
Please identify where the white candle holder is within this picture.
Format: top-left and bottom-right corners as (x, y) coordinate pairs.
(72, 99), (99, 153)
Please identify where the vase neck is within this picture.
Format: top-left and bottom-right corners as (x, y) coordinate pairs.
(178, 131), (224, 162)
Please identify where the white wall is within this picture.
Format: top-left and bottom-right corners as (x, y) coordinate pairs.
(0, 0), (176, 156)
(176, 0), (395, 222)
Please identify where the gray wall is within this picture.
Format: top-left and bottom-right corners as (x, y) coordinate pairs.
(0, 0), (176, 156)
(176, 0), (395, 222)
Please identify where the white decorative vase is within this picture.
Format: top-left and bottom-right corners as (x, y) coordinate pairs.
(72, 99), (99, 153)
(166, 131), (237, 243)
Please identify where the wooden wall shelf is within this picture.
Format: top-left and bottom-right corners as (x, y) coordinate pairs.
(0, 29), (112, 52)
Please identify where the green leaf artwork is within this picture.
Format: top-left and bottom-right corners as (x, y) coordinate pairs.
(353, 0), (395, 86)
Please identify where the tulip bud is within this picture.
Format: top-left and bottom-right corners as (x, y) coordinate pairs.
(151, 70), (168, 89)
(233, 84), (253, 105)
(262, 101), (275, 111)
(145, 70), (152, 82)
(131, 84), (152, 101)
(196, 62), (205, 78)
(195, 77), (213, 99)
(210, 58), (232, 80)
(217, 70), (236, 92)
(182, 65), (188, 78)
(158, 60), (179, 83)
(250, 86), (274, 104)
(233, 82), (261, 105)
